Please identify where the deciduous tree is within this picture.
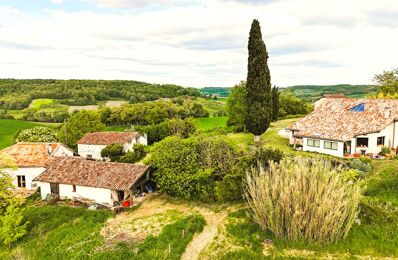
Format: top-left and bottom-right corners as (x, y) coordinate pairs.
(58, 110), (105, 149)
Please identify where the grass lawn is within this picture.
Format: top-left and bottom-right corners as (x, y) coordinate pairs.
(196, 117), (228, 130)
(0, 119), (59, 149)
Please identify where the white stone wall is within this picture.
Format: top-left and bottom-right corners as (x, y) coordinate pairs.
(5, 167), (45, 190)
(78, 134), (148, 160)
(53, 145), (74, 157)
(77, 144), (106, 160)
(350, 122), (397, 155)
(38, 182), (114, 205)
(302, 138), (344, 157)
(37, 182), (51, 199)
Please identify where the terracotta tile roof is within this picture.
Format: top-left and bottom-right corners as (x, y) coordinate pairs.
(34, 157), (149, 190)
(288, 98), (398, 141)
(78, 132), (140, 145)
(0, 143), (72, 167)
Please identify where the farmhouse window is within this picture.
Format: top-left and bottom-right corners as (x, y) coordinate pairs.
(87, 154), (92, 158)
(17, 175), (26, 188)
(307, 139), (320, 147)
(324, 141), (338, 150)
(72, 185), (76, 192)
(357, 138), (369, 147)
(377, 136), (385, 146)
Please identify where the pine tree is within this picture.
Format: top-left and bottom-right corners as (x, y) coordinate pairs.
(272, 86), (279, 121)
(245, 19), (272, 142)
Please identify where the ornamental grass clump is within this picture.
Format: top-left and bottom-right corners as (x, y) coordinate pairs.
(244, 157), (362, 244)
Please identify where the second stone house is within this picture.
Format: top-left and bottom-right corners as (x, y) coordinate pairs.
(77, 131), (147, 160)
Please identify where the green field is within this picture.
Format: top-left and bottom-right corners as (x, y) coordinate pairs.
(8, 98), (68, 120)
(194, 98), (226, 116)
(0, 119), (59, 149)
(196, 117), (228, 130)
(29, 99), (56, 109)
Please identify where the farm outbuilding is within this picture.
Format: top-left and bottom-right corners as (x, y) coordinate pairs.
(77, 131), (148, 160)
(0, 142), (74, 190)
(34, 157), (150, 206)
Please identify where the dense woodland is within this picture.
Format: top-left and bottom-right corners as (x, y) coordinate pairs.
(0, 79), (200, 109)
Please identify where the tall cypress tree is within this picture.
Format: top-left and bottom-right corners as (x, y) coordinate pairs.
(272, 86), (279, 121)
(245, 19), (272, 142)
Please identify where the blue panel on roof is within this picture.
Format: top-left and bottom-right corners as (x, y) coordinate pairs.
(349, 103), (365, 112)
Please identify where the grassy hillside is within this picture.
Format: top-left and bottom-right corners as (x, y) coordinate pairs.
(283, 84), (378, 101)
(0, 119), (59, 149)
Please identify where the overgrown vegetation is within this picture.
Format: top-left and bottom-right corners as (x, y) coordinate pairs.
(245, 157), (362, 243)
(93, 214), (205, 259)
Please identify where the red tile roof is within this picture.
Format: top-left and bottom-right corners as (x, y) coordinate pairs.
(34, 157), (149, 190)
(0, 143), (72, 167)
(289, 98), (398, 141)
(77, 132), (140, 145)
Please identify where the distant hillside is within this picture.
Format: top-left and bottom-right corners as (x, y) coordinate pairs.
(0, 79), (200, 110)
(200, 87), (231, 97)
(282, 84), (378, 101)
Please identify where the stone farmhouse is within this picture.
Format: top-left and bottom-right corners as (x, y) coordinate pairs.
(287, 97), (398, 157)
(34, 157), (150, 205)
(77, 131), (147, 160)
(0, 143), (73, 190)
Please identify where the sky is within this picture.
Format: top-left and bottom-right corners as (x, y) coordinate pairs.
(0, 0), (397, 88)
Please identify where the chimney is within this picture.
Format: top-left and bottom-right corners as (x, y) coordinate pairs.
(384, 107), (391, 119)
(47, 143), (53, 155)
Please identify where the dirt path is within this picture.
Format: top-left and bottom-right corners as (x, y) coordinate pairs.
(181, 210), (228, 260)
(101, 194), (234, 253)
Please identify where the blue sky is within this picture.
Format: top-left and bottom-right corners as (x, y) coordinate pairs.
(0, 0), (397, 87)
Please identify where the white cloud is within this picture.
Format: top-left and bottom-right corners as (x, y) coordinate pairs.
(0, 0), (397, 87)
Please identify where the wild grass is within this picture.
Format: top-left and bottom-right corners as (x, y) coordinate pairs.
(92, 214), (205, 259)
(244, 157), (362, 243)
(0, 205), (114, 259)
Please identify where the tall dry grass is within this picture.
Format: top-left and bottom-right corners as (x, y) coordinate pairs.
(244, 157), (362, 243)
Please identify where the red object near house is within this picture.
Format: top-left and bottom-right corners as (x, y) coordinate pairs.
(122, 200), (131, 207)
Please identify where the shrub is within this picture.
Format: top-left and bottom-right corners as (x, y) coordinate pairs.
(380, 146), (392, 156)
(119, 144), (147, 163)
(350, 159), (372, 177)
(101, 143), (124, 162)
(252, 147), (283, 167)
(15, 126), (58, 142)
(244, 157), (362, 243)
(148, 135), (241, 201)
(341, 169), (360, 182)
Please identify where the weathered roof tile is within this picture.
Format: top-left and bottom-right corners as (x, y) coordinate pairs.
(289, 98), (398, 141)
(33, 157), (149, 190)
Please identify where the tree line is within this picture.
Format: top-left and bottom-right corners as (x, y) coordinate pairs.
(0, 79), (200, 110)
